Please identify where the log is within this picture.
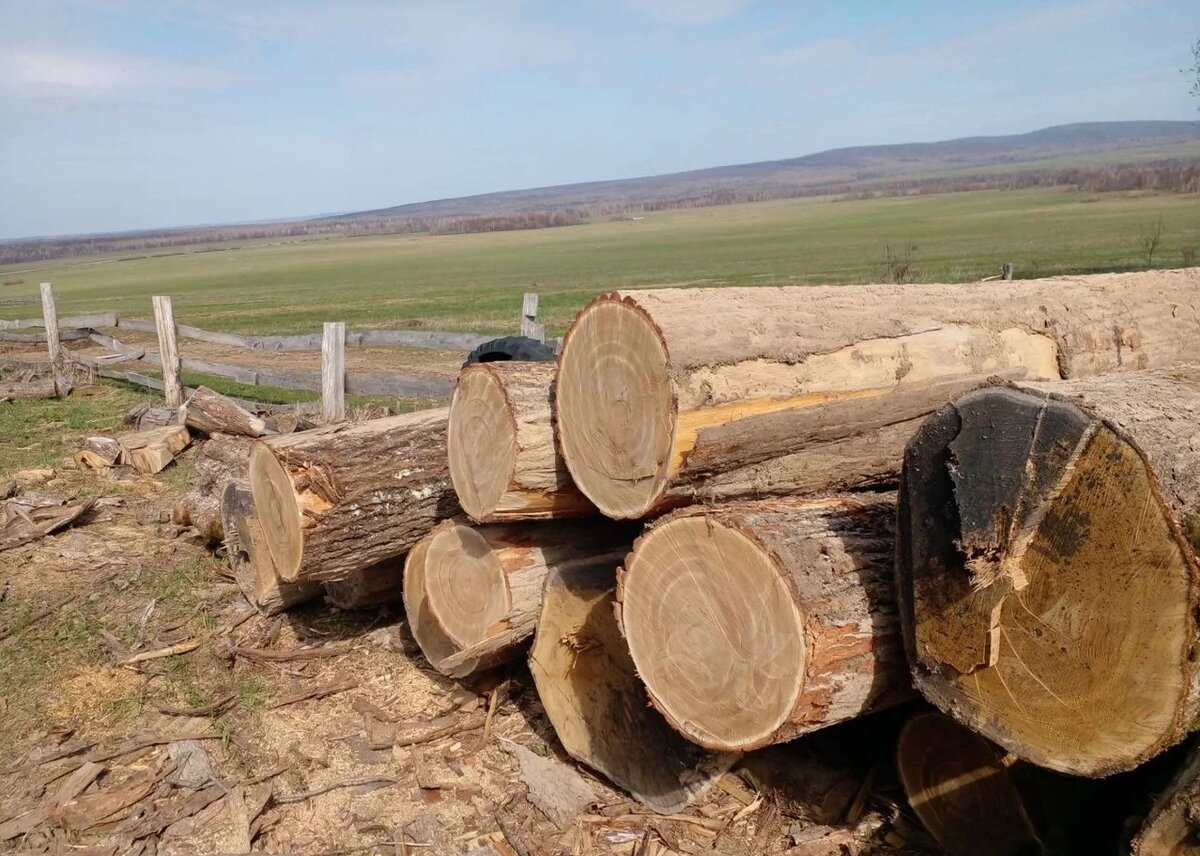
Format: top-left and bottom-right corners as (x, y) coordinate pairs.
(897, 367), (1200, 776)
(1133, 741), (1200, 855)
(614, 493), (911, 752)
(74, 436), (123, 470)
(181, 386), (271, 438)
(221, 482), (321, 615)
(0, 379), (58, 400)
(117, 424), (191, 474)
(897, 712), (1046, 856)
(403, 519), (631, 678)
(555, 269), (1200, 518)
(324, 560), (404, 610)
(448, 362), (593, 522)
(528, 561), (734, 815)
(123, 403), (181, 431)
(248, 407), (459, 583)
(172, 434), (253, 542)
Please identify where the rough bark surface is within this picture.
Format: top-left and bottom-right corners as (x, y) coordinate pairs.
(324, 560), (404, 610)
(616, 493), (911, 752)
(181, 386), (272, 438)
(221, 482), (320, 615)
(897, 367), (1200, 776)
(250, 407), (460, 583)
(172, 434), (253, 542)
(1133, 741), (1200, 856)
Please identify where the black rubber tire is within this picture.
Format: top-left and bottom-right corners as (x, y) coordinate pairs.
(463, 336), (555, 366)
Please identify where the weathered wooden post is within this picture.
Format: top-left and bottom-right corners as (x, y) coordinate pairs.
(322, 321), (346, 422)
(520, 292), (545, 343)
(1002, 262), (1014, 281)
(40, 282), (66, 395)
(152, 295), (183, 407)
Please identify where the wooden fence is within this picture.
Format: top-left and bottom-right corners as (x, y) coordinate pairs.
(3, 285), (550, 417)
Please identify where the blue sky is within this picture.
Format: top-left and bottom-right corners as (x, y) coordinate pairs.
(1, 0), (1196, 238)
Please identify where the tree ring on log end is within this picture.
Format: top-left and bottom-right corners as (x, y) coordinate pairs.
(403, 539), (481, 676)
(423, 524), (509, 648)
(448, 366), (518, 521)
(249, 443), (303, 581)
(557, 295), (675, 520)
(621, 516), (805, 751)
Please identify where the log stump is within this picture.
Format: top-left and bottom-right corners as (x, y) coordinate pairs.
(555, 270), (1200, 518)
(448, 362), (593, 522)
(615, 493), (911, 752)
(897, 368), (1200, 775)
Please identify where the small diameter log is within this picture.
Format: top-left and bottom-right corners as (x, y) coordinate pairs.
(1133, 741), (1200, 856)
(1, 379), (58, 400)
(221, 482), (320, 615)
(897, 368), (1200, 776)
(248, 407), (459, 584)
(448, 362), (593, 522)
(404, 520), (631, 678)
(181, 386), (271, 438)
(117, 424), (191, 474)
(529, 562), (734, 815)
(324, 560), (404, 610)
(124, 404), (181, 431)
(615, 493), (911, 752)
(556, 269), (1200, 519)
(897, 713), (1047, 856)
(172, 434), (254, 542)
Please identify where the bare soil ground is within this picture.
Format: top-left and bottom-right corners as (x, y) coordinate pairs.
(0, 381), (934, 856)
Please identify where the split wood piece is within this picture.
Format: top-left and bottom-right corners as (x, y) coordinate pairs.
(528, 561), (733, 815)
(555, 269), (1200, 518)
(1133, 741), (1200, 855)
(404, 519), (632, 678)
(221, 481), (320, 615)
(0, 379), (58, 400)
(181, 386), (272, 438)
(75, 436), (123, 470)
(249, 407), (459, 583)
(324, 559), (404, 609)
(116, 424), (190, 474)
(897, 367), (1200, 776)
(448, 362), (593, 522)
(172, 433), (253, 542)
(897, 712), (1047, 856)
(615, 493), (911, 752)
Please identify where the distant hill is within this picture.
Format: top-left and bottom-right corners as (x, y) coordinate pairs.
(3, 120), (1197, 265)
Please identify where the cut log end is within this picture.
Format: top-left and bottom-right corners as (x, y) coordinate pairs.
(900, 385), (1200, 776)
(897, 713), (1043, 856)
(557, 295), (675, 519)
(423, 524), (509, 649)
(248, 443), (303, 582)
(447, 366), (519, 521)
(403, 538), (482, 678)
(620, 514), (805, 750)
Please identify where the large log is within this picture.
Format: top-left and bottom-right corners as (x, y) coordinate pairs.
(404, 520), (631, 678)
(448, 362), (593, 522)
(528, 562), (734, 815)
(897, 367), (1200, 776)
(615, 493), (911, 752)
(181, 386), (272, 438)
(1133, 741), (1200, 855)
(248, 407), (459, 584)
(173, 434), (254, 542)
(555, 269), (1200, 518)
(221, 482), (321, 615)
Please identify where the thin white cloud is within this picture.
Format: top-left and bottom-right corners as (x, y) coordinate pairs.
(1, 48), (226, 98)
(623, 0), (752, 26)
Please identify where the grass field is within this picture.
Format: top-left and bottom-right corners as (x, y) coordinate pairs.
(3, 188), (1198, 336)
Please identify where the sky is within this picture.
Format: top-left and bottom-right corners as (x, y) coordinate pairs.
(1, 0), (1197, 239)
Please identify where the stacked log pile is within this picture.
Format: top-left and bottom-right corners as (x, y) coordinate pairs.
(158, 268), (1200, 852)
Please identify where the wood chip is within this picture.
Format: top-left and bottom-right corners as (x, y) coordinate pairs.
(230, 642), (354, 663)
(273, 776), (398, 805)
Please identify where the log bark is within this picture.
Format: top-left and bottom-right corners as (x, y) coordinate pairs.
(172, 434), (253, 542)
(0, 379), (58, 400)
(528, 561), (734, 815)
(221, 482), (321, 615)
(181, 386), (272, 438)
(1133, 741), (1200, 856)
(117, 424), (190, 474)
(124, 404), (181, 431)
(404, 519), (631, 679)
(897, 712), (1048, 856)
(448, 362), (593, 522)
(248, 407), (459, 584)
(324, 560), (404, 610)
(74, 436), (123, 470)
(614, 493), (911, 752)
(555, 269), (1200, 518)
(897, 367), (1200, 776)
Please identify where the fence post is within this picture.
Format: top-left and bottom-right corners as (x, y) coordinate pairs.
(322, 321), (346, 422)
(1002, 263), (1014, 281)
(40, 282), (66, 393)
(520, 292), (545, 343)
(152, 295), (183, 407)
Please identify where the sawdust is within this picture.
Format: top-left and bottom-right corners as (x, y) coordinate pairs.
(45, 668), (143, 725)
